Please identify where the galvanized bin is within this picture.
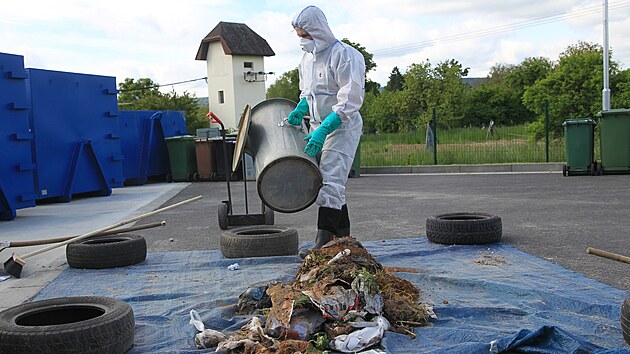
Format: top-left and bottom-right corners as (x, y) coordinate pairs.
(26, 68), (123, 202)
(247, 98), (322, 213)
(0, 53), (36, 220)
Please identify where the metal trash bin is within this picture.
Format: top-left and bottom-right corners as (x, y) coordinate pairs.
(248, 98), (322, 213)
(597, 109), (630, 174)
(562, 118), (595, 176)
(164, 135), (197, 182)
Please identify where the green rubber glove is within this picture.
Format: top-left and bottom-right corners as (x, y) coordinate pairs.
(304, 112), (342, 157)
(288, 97), (309, 126)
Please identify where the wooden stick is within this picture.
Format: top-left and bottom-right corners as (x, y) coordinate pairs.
(15, 195), (202, 261)
(586, 247), (630, 264)
(6, 221), (166, 248)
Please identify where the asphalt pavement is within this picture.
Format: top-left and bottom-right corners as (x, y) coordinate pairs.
(1, 167), (629, 311)
(136, 169), (630, 293)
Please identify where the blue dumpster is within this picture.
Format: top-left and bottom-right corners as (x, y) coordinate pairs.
(26, 68), (123, 202)
(0, 53), (37, 220)
(119, 110), (188, 185)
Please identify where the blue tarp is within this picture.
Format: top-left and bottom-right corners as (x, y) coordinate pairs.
(34, 238), (630, 353)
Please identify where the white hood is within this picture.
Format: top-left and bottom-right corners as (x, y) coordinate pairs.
(291, 6), (337, 53)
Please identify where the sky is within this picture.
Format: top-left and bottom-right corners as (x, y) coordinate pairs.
(2, 0), (629, 98)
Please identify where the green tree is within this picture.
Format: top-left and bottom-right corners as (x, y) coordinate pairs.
(506, 57), (553, 91)
(384, 66), (405, 92)
(420, 59), (470, 129)
(117, 78), (162, 106)
(485, 63), (515, 86)
(611, 68), (630, 108)
(117, 78), (205, 134)
(523, 41), (616, 138)
(266, 68), (300, 102)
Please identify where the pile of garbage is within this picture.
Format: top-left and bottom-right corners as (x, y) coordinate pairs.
(194, 237), (435, 353)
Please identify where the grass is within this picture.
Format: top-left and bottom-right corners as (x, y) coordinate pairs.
(360, 124), (569, 167)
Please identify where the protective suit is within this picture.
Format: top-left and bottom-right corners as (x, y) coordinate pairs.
(291, 6), (365, 258)
(292, 5), (364, 210)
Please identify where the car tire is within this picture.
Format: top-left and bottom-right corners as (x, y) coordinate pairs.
(0, 296), (134, 354)
(218, 203), (229, 230)
(221, 226), (298, 258)
(426, 212), (502, 245)
(66, 233), (147, 269)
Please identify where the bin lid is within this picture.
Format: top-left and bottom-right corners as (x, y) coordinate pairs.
(596, 108), (630, 117)
(233, 104), (251, 172)
(165, 135), (196, 141)
(562, 118), (595, 126)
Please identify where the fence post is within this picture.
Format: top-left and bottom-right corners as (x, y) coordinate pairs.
(432, 108), (438, 165)
(545, 100), (549, 163)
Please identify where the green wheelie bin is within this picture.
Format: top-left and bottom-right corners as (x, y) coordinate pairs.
(562, 118), (595, 176)
(164, 135), (198, 182)
(597, 109), (630, 174)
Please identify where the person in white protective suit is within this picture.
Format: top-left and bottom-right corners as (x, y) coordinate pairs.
(287, 5), (365, 259)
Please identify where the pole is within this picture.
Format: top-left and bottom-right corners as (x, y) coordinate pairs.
(432, 108), (438, 165)
(602, 0), (611, 111)
(545, 100), (550, 163)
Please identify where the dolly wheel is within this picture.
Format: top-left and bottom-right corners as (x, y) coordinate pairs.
(218, 203), (229, 230)
(264, 207), (275, 225)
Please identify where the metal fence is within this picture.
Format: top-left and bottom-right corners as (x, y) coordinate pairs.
(360, 119), (575, 167)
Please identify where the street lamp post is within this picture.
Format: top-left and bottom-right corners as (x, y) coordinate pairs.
(602, 0), (611, 111)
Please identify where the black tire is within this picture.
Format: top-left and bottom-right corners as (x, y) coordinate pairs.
(426, 212), (502, 245)
(218, 203), (229, 230)
(0, 296), (134, 354)
(622, 294), (630, 345)
(221, 226), (298, 258)
(66, 233), (147, 269)
(563, 164), (567, 177)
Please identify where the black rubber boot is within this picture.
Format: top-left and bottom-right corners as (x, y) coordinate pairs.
(337, 204), (350, 237)
(298, 229), (334, 259)
(298, 207), (341, 259)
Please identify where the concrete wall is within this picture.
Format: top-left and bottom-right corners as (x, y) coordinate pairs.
(206, 42), (234, 129)
(232, 55), (266, 128)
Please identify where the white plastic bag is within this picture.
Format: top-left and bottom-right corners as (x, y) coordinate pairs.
(189, 309), (226, 349)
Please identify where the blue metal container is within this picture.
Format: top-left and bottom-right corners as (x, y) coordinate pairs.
(119, 110), (188, 185)
(0, 53), (37, 220)
(26, 68), (123, 202)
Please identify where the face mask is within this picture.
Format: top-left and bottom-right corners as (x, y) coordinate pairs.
(300, 37), (315, 53)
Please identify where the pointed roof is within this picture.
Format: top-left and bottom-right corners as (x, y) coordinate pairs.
(195, 22), (275, 60)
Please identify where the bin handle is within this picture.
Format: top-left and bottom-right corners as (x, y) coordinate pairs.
(206, 112), (222, 125)
(206, 112), (225, 131)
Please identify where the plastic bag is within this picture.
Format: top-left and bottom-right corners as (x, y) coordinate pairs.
(189, 309), (226, 349)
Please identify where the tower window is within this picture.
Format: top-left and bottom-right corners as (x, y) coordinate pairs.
(218, 91), (224, 104)
(244, 62), (253, 69)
